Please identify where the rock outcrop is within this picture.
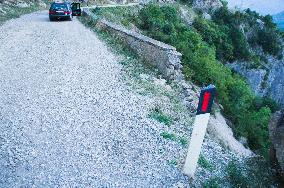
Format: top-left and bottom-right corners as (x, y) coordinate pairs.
(228, 59), (284, 107)
(269, 110), (284, 179)
(208, 112), (253, 156)
(192, 0), (223, 12)
(180, 6), (197, 26)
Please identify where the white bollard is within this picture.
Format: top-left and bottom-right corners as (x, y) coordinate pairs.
(183, 113), (210, 178)
(183, 84), (216, 179)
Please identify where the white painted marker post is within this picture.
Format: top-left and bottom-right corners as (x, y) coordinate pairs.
(183, 85), (216, 179)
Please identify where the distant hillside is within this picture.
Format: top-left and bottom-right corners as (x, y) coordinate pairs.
(273, 11), (284, 31)
(226, 0), (284, 15)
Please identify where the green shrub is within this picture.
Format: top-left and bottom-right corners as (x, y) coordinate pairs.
(212, 5), (283, 60)
(168, 159), (178, 166)
(257, 29), (283, 57)
(203, 177), (221, 188)
(253, 96), (280, 113)
(262, 15), (277, 29)
(179, 0), (193, 5)
(227, 161), (250, 187)
(227, 158), (277, 187)
(237, 107), (271, 157)
(135, 4), (272, 157)
(179, 137), (188, 147)
(224, 76), (254, 120)
(193, 18), (234, 62)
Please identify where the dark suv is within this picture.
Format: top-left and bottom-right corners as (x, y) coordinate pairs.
(49, 1), (81, 21)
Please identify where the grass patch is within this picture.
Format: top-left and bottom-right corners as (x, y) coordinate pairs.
(149, 108), (173, 126)
(160, 132), (188, 147)
(168, 159), (178, 166)
(203, 176), (221, 188)
(0, 2), (46, 25)
(91, 6), (140, 28)
(160, 132), (176, 141)
(178, 137), (188, 147)
(198, 155), (215, 171)
(227, 161), (249, 187)
(226, 158), (277, 187)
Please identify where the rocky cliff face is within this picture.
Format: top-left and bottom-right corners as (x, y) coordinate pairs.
(229, 44), (284, 181)
(269, 110), (284, 179)
(192, 0), (222, 12)
(229, 58), (284, 107)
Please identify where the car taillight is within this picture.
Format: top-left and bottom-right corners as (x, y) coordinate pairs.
(49, 10), (56, 15)
(64, 11), (71, 14)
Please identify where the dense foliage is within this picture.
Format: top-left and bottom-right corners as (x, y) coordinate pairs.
(136, 4), (276, 156)
(193, 6), (284, 63)
(212, 6), (283, 60)
(192, 18), (234, 61)
(226, 158), (277, 187)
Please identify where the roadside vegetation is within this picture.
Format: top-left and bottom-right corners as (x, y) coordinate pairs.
(149, 108), (173, 126)
(0, 1), (48, 25)
(79, 8), (279, 186)
(138, 3), (281, 158)
(193, 6), (283, 63)
(93, 4), (279, 158)
(198, 154), (215, 171)
(92, 5), (140, 28)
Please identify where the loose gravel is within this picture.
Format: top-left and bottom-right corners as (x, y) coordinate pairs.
(0, 11), (189, 187)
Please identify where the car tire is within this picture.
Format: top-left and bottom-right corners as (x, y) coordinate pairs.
(49, 17), (54, 22)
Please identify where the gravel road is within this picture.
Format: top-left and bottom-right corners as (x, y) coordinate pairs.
(0, 11), (188, 187)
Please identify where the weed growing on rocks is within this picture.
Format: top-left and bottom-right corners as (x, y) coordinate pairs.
(202, 176), (221, 188)
(168, 159), (178, 166)
(178, 137), (188, 147)
(149, 108), (173, 127)
(226, 157), (278, 187)
(198, 154), (215, 171)
(160, 132), (176, 141)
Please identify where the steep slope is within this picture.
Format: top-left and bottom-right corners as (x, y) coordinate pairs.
(84, 4), (280, 186)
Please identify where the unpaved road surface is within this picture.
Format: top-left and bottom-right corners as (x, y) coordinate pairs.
(0, 11), (187, 187)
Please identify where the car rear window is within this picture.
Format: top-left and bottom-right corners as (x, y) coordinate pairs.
(51, 3), (67, 10)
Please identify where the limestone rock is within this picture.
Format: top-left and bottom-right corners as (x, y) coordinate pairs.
(228, 60), (284, 108)
(180, 6), (197, 26)
(193, 0), (223, 12)
(17, 1), (29, 8)
(202, 12), (211, 20)
(269, 110), (284, 179)
(227, 62), (267, 96)
(208, 112), (253, 156)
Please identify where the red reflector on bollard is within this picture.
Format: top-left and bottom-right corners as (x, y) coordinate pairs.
(201, 92), (211, 112)
(196, 85), (216, 115)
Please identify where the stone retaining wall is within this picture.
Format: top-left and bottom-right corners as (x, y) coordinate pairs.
(82, 8), (183, 81)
